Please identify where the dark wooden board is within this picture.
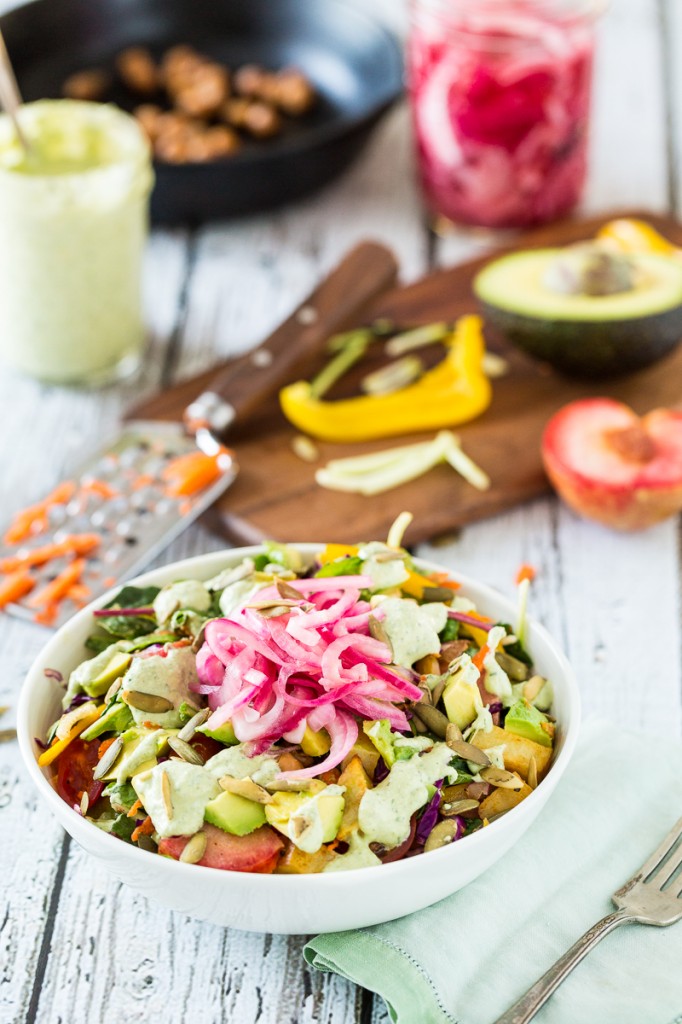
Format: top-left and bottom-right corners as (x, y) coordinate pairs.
(131, 210), (682, 546)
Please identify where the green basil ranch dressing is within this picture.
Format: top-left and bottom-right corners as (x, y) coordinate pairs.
(0, 100), (153, 384)
(133, 761), (221, 838)
(123, 645), (199, 729)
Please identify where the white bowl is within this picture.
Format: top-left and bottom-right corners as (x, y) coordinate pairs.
(18, 545), (580, 935)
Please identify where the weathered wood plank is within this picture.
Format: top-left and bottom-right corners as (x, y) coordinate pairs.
(662, 0), (682, 215)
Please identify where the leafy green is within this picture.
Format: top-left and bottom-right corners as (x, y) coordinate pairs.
(103, 781), (137, 814)
(110, 813), (137, 843)
(315, 555), (364, 578)
(96, 585), (161, 640)
(177, 701), (201, 724)
(125, 631), (176, 652)
(439, 618), (460, 643)
(262, 541), (303, 572)
(252, 554), (270, 571)
(498, 623), (533, 667)
(85, 634), (117, 654)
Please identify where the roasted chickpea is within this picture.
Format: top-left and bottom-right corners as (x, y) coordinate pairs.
(173, 63), (229, 117)
(272, 68), (316, 116)
(161, 45), (204, 86)
(62, 69), (110, 102)
(242, 101), (282, 139)
(116, 47), (159, 95)
(233, 64), (269, 99)
(133, 104), (165, 142)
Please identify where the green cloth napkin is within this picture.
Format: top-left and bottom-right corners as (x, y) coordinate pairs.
(305, 720), (682, 1024)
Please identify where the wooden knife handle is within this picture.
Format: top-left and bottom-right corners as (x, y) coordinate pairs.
(183, 241), (398, 438)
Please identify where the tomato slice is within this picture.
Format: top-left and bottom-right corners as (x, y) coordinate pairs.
(56, 737), (103, 809)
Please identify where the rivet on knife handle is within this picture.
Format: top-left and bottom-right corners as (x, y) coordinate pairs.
(182, 241), (398, 439)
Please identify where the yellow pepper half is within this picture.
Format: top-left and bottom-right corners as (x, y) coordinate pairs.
(37, 705), (103, 767)
(279, 314), (492, 443)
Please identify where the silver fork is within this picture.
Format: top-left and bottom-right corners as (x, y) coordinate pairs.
(494, 814), (682, 1024)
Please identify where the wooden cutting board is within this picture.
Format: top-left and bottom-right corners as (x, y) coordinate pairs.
(132, 210), (682, 546)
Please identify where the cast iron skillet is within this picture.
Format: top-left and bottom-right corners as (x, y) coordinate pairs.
(0, 0), (403, 224)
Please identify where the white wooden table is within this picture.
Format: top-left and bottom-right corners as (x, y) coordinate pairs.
(2, 2), (682, 1021)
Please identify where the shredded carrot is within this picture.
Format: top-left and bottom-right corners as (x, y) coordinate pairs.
(127, 798), (143, 819)
(132, 474), (154, 490)
(66, 583), (92, 604)
(0, 568), (35, 609)
(516, 563), (537, 585)
(82, 479), (118, 499)
(428, 571), (461, 591)
(131, 816), (155, 842)
(162, 448), (231, 497)
(33, 604), (59, 626)
(102, 576), (116, 588)
(26, 558), (86, 610)
(3, 482), (77, 544)
(0, 533), (100, 573)
(98, 736), (118, 758)
(473, 644), (489, 672)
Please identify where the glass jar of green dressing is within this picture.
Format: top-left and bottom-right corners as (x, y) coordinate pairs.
(0, 100), (153, 385)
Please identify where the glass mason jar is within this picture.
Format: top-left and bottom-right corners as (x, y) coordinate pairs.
(407, 0), (606, 231)
(0, 100), (154, 385)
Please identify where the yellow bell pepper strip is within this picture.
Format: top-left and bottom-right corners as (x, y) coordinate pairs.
(318, 543), (359, 565)
(596, 218), (680, 258)
(279, 314), (492, 443)
(37, 705), (104, 767)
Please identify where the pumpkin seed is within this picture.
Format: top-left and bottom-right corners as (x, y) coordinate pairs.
(93, 735), (123, 780)
(480, 766), (524, 790)
(523, 675), (546, 702)
(80, 792), (89, 816)
(191, 623), (207, 653)
(422, 586), (458, 603)
(442, 783), (468, 803)
(276, 580), (305, 602)
(445, 722), (463, 745)
(265, 779), (312, 792)
(446, 737), (491, 766)
(430, 677), (448, 707)
(177, 706), (211, 742)
(137, 833), (157, 853)
(527, 756), (538, 790)
(424, 819), (460, 853)
(168, 736), (205, 765)
(123, 690), (174, 714)
(180, 831), (207, 864)
(495, 650), (529, 681)
(412, 703), (449, 738)
(368, 616), (390, 648)
(440, 798), (479, 817)
(219, 775), (272, 804)
(161, 770), (173, 817)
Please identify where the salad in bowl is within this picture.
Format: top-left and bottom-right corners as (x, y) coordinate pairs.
(34, 516), (562, 879)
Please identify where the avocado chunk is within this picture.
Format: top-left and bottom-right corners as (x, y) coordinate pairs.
(264, 784), (345, 853)
(362, 719), (396, 767)
(474, 248), (682, 378)
(505, 700), (553, 748)
(80, 700), (133, 741)
(197, 721), (238, 745)
(82, 651), (132, 698)
(204, 790), (267, 836)
(300, 726), (331, 757)
(442, 657), (481, 731)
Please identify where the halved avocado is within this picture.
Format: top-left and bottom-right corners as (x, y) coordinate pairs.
(474, 248), (682, 378)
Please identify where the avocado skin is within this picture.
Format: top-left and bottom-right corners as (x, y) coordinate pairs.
(481, 301), (682, 378)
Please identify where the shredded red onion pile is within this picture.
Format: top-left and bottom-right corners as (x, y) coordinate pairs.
(194, 574), (423, 779)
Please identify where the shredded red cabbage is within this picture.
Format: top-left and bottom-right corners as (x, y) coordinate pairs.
(415, 779), (443, 845)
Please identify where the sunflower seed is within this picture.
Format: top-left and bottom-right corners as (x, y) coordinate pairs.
(291, 435), (320, 463)
(93, 735), (123, 779)
(480, 766), (524, 790)
(137, 833), (157, 853)
(445, 722), (463, 745)
(265, 779), (312, 792)
(177, 706), (211, 742)
(219, 775), (272, 804)
(104, 677), (124, 704)
(276, 580), (305, 602)
(447, 737), (490, 766)
(161, 770), (173, 817)
(523, 675), (546, 702)
(527, 756), (538, 790)
(80, 792), (89, 815)
(123, 690), (174, 714)
(180, 831), (207, 864)
(0, 727), (16, 743)
(424, 819), (460, 853)
(412, 703), (449, 738)
(168, 736), (205, 765)
(440, 798), (479, 817)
